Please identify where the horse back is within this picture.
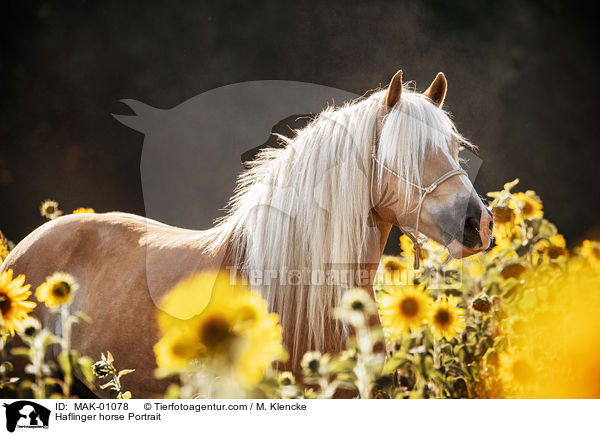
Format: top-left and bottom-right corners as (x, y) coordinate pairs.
(1, 212), (228, 397)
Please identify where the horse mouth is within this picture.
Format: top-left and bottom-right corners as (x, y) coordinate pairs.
(447, 239), (482, 258)
(436, 222), (487, 259)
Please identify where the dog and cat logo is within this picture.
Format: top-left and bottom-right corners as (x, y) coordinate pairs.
(2, 401), (50, 432)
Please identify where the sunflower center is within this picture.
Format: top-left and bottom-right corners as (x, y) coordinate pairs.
(351, 300), (364, 311)
(52, 282), (70, 298)
(280, 374), (294, 386)
(493, 207), (514, 224)
(24, 326), (37, 337)
(434, 309), (451, 327)
(512, 359), (534, 384)
(547, 246), (565, 259)
(308, 359), (320, 373)
(46, 206), (55, 214)
(522, 202), (533, 217)
(501, 263), (526, 280)
(0, 292), (12, 315)
(199, 315), (232, 348)
(172, 340), (195, 359)
(399, 297), (419, 317)
(385, 262), (400, 273)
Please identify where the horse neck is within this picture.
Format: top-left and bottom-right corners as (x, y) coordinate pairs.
(288, 211), (391, 370)
(362, 212), (393, 293)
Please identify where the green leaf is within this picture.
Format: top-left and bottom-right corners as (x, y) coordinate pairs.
(40, 332), (60, 348)
(518, 289), (537, 311)
(501, 278), (521, 300)
(77, 356), (96, 384)
(58, 352), (72, 380)
(493, 336), (507, 353)
(44, 377), (64, 386)
(73, 312), (92, 324)
(381, 353), (409, 375)
(538, 219), (557, 239)
(117, 369), (135, 381)
(100, 380), (117, 390)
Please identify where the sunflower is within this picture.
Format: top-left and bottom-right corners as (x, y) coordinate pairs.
(278, 371), (295, 386)
(498, 349), (538, 398)
(466, 256), (486, 279)
(400, 235), (427, 263)
(157, 272), (235, 330)
(154, 271), (284, 388)
(430, 295), (465, 340)
(500, 262), (527, 280)
(580, 240), (600, 271)
(301, 351), (323, 376)
(380, 256), (406, 284)
(235, 312), (284, 387)
(231, 291), (271, 333)
(511, 192), (543, 221)
(40, 199), (63, 220)
(18, 316), (42, 338)
(0, 242), (8, 264)
(154, 328), (205, 370)
(334, 287), (377, 326)
(36, 272), (79, 307)
(379, 283), (432, 335)
(488, 228), (517, 258)
(492, 206), (514, 226)
(537, 234), (568, 261)
(0, 230), (10, 264)
(471, 293), (492, 314)
(72, 207), (95, 214)
(0, 269), (36, 336)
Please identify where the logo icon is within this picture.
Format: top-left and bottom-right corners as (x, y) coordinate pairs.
(2, 401), (50, 432)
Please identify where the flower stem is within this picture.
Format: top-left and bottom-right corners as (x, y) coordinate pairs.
(61, 304), (72, 397)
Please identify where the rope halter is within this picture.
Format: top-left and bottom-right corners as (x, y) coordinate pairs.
(369, 105), (468, 269)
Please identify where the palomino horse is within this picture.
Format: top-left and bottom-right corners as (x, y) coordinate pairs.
(2, 70), (492, 397)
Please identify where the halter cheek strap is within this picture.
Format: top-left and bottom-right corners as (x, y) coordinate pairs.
(369, 105), (468, 269)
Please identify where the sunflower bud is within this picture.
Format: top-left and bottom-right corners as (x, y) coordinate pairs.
(472, 294), (492, 313)
(301, 351), (322, 375)
(492, 206), (514, 224)
(19, 317), (41, 337)
(501, 263), (527, 280)
(278, 371), (295, 386)
(92, 360), (113, 378)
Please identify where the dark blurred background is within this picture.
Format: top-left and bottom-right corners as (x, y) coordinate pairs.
(1, 0), (599, 247)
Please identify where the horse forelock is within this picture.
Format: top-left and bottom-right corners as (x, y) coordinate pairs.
(378, 89), (472, 212)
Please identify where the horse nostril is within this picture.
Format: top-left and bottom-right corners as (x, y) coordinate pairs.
(464, 216), (480, 235)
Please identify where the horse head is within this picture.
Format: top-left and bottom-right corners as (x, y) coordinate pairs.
(372, 70), (492, 259)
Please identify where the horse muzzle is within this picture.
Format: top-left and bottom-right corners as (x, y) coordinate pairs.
(438, 198), (493, 258)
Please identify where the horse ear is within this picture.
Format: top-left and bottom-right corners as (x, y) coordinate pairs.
(385, 70), (403, 107)
(423, 72), (447, 107)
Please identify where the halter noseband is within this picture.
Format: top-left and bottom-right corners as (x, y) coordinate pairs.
(369, 104), (468, 269)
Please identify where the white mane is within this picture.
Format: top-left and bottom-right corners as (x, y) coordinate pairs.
(201, 87), (466, 358)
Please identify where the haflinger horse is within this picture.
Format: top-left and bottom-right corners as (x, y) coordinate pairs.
(2, 69), (492, 397)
